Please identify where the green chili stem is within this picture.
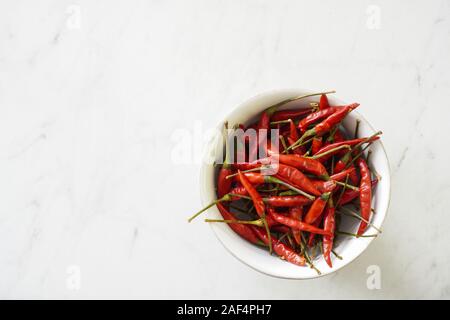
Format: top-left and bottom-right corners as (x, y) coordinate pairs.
(288, 128), (316, 151)
(205, 218), (264, 227)
(284, 136), (315, 153)
(266, 176), (315, 201)
(346, 143), (372, 169)
(262, 214), (273, 254)
(354, 119), (361, 139)
(270, 120), (292, 125)
(226, 167), (261, 179)
(367, 150), (372, 165)
(188, 195), (231, 222)
(280, 135), (289, 154)
(266, 90), (336, 111)
(332, 249), (343, 260)
(309, 145), (351, 160)
(300, 233), (321, 275)
(228, 193), (251, 201)
(337, 207), (382, 234)
(327, 126), (338, 143)
(336, 231), (378, 238)
(335, 181), (359, 191)
(335, 175), (349, 206)
(278, 190), (298, 196)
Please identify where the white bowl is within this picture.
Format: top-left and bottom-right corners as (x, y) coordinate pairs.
(199, 89), (391, 279)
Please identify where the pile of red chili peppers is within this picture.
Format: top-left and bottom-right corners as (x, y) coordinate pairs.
(188, 91), (382, 274)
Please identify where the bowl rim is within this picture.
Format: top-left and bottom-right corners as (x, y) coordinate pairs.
(199, 88), (391, 279)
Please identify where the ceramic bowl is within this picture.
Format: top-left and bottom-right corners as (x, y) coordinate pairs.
(199, 89), (390, 279)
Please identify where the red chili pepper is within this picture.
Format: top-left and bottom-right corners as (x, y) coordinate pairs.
(228, 186), (312, 207)
(232, 172), (315, 200)
(268, 207), (331, 236)
(248, 112), (269, 161)
(310, 179), (337, 193)
(271, 108), (313, 122)
(287, 136), (305, 155)
(218, 167), (233, 198)
(271, 225), (291, 234)
(316, 136), (380, 163)
(274, 163), (321, 196)
(311, 137), (323, 155)
(217, 123), (233, 198)
(228, 186), (248, 199)
(251, 226), (306, 266)
(333, 132), (381, 173)
(322, 199), (335, 267)
(329, 167), (356, 182)
(271, 153), (329, 180)
(305, 103), (359, 138)
(297, 107), (339, 133)
(289, 206), (303, 245)
(233, 172), (265, 185)
(336, 179), (378, 206)
(237, 170), (265, 217)
(289, 120), (299, 141)
(348, 164), (360, 185)
(319, 94), (330, 110)
(264, 195), (312, 207)
(304, 192), (331, 224)
(216, 203), (261, 244)
(356, 158), (372, 235)
(307, 218), (322, 247)
(333, 129), (345, 143)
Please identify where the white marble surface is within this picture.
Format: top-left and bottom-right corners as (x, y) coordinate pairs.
(0, 0), (449, 299)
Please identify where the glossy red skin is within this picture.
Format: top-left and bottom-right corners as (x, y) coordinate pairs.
(336, 188), (359, 206)
(322, 205), (335, 267)
(348, 165), (360, 185)
(298, 107), (339, 133)
(313, 104), (359, 136)
(216, 203), (260, 244)
(227, 186), (249, 200)
(233, 172), (265, 185)
(333, 158), (347, 174)
(228, 186), (312, 207)
(289, 120), (299, 141)
(336, 179), (378, 206)
(268, 208), (331, 236)
(217, 167), (233, 198)
(333, 129), (346, 143)
(273, 154), (329, 180)
(271, 108), (313, 122)
(274, 163), (321, 196)
(264, 195), (312, 207)
(249, 111), (271, 161)
(311, 137), (323, 155)
(330, 167), (356, 182)
(238, 171), (265, 217)
(289, 206), (303, 245)
(357, 158), (372, 235)
(311, 179), (337, 193)
(304, 195), (328, 224)
(252, 226), (306, 266)
(319, 94), (330, 110)
(287, 136), (305, 155)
